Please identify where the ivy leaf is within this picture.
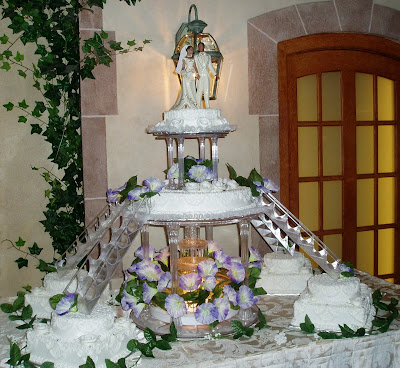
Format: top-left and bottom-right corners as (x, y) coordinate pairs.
(18, 99), (29, 109)
(108, 40), (123, 51)
(36, 259), (56, 273)
(0, 34), (8, 44)
(127, 40), (136, 46)
(255, 309), (268, 330)
(3, 102), (14, 111)
(1, 61), (11, 71)
(144, 327), (157, 343)
(3, 50), (12, 59)
(22, 305), (33, 320)
(31, 124), (43, 135)
(300, 315), (315, 334)
(14, 51), (24, 62)
(40, 362), (55, 368)
(0, 303), (14, 313)
(33, 81), (40, 90)
(18, 69), (27, 78)
(16, 237), (26, 247)
(15, 257), (28, 269)
(126, 339), (139, 352)
(49, 294), (64, 310)
(79, 356), (95, 368)
(318, 331), (341, 339)
(100, 30), (109, 39)
(28, 242), (43, 255)
(7, 343), (21, 366)
(105, 359), (119, 368)
(143, 39), (151, 44)
(23, 285), (32, 292)
(18, 115), (27, 123)
(155, 340), (172, 351)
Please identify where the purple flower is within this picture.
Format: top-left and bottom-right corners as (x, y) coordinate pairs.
(202, 276), (217, 291)
(157, 272), (171, 292)
(144, 177), (164, 193)
(167, 163), (179, 179)
(127, 186), (149, 201)
(179, 273), (202, 291)
(197, 260), (218, 278)
(213, 250), (232, 269)
(227, 262), (245, 283)
(134, 244), (156, 260)
(195, 303), (219, 325)
(56, 293), (77, 316)
(207, 240), (222, 254)
(249, 247), (262, 263)
(135, 258), (162, 282)
(188, 165), (214, 182)
(121, 290), (138, 311)
(127, 263), (138, 274)
(142, 282), (158, 304)
(132, 302), (146, 318)
(236, 285), (255, 309)
(165, 294), (187, 318)
(253, 179), (279, 194)
(106, 183), (126, 203)
(154, 246), (170, 266)
(223, 285), (237, 306)
(249, 261), (262, 269)
(213, 296), (230, 322)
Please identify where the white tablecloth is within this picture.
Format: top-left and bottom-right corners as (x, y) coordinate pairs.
(1, 271), (400, 368)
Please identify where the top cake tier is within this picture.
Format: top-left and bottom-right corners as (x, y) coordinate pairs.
(147, 108), (236, 134)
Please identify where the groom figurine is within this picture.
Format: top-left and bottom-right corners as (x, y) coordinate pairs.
(195, 42), (218, 108)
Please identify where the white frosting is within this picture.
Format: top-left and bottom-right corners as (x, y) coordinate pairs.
(291, 274), (375, 332)
(256, 252), (313, 294)
(147, 108), (236, 134)
(26, 305), (145, 368)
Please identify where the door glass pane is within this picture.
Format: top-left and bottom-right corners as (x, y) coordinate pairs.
(357, 179), (374, 227)
(356, 126), (374, 174)
(377, 76), (395, 121)
(323, 181), (342, 230)
(298, 127), (318, 177)
(323, 234), (342, 260)
(378, 228), (395, 274)
(322, 126), (342, 176)
(321, 72), (341, 121)
(299, 182), (319, 231)
(378, 177), (395, 225)
(378, 125), (395, 173)
(357, 231), (374, 275)
(356, 73), (373, 121)
(297, 74), (317, 121)
(385, 279), (394, 283)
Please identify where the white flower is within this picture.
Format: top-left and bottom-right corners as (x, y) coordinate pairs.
(274, 331), (287, 345)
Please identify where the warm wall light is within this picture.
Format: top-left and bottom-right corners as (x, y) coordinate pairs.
(172, 4), (223, 100)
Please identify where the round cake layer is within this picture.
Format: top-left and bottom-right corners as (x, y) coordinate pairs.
(263, 251), (311, 274)
(147, 108), (236, 134)
(50, 303), (115, 339)
(307, 273), (361, 303)
(43, 270), (84, 293)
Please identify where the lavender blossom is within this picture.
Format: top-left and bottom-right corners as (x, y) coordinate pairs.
(142, 282), (158, 304)
(213, 296), (230, 322)
(121, 290), (138, 311)
(207, 240), (222, 254)
(179, 273), (202, 291)
(154, 246), (170, 266)
(194, 303), (219, 325)
(165, 294), (187, 318)
(135, 258), (162, 282)
(167, 163), (179, 179)
(134, 244), (156, 260)
(157, 272), (171, 292)
(106, 183), (127, 203)
(188, 165), (214, 182)
(127, 186), (149, 201)
(213, 250), (232, 269)
(236, 285), (255, 309)
(249, 247), (262, 263)
(202, 276), (217, 291)
(132, 302), (146, 318)
(197, 260), (218, 278)
(56, 293), (77, 316)
(227, 262), (245, 283)
(223, 285), (237, 306)
(144, 177), (164, 193)
(253, 179), (279, 194)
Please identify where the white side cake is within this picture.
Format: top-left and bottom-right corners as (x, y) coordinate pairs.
(26, 304), (144, 368)
(147, 108), (236, 134)
(147, 180), (259, 220)
(25, 270), (110, 319)
(256, 251), (313, 295)
(291, 273), (375, 332)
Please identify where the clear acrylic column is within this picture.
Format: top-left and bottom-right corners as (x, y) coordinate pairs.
(211, 136), (219, 180)
(177, 137), (185, 188)
(238, 221), (251, 321)
(166, 138), (174, 188)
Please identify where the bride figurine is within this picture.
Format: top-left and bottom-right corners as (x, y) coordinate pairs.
(171, 45), (199, 110)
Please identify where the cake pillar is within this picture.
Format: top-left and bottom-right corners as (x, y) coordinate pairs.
(166, 138), (174, 188)
(177, 137), (185, 189)
(198, 137), (206, 160)
(205, 226), (213, 240)
(141, 225), (150, 258)
(238, 220), (252, 321)
(210, 136), (218, 180)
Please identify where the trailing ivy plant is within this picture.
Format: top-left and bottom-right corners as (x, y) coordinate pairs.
(0, 0), (150, 263)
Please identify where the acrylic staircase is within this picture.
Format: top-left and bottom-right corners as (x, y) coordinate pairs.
(251, 191), (341, 279)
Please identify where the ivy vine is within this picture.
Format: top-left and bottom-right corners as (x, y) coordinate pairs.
(0, 0), (149, 262)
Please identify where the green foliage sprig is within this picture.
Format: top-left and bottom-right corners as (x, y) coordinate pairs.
(226, 164), (264, 197)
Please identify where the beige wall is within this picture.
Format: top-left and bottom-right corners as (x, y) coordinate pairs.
(2, 0), (400, 296)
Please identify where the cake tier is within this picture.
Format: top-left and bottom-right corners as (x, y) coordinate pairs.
(307, 273), (361, 303)
(256, 273), (312, 295)
(292, 284), (375, 332)
(27, 316), (144, 368)
(147, 108), (236, 134)
(263, 251), (311, 274)
(43, 270), (83, 293)
(50, 304), (115, 339)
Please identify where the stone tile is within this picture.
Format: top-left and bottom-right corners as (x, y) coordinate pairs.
(79, 5), (103, 30)
(370, 5), (400, 42)
(81, 117), (108, 200)
(84, 198), (108, 226)
(80, 30), (118, 116)
(248, 5), (305, 43)
(259, 115), (280, 194)
(297, 2), (341, 35)
(334, 0), (373, 33)
(248, 23), (278, 115)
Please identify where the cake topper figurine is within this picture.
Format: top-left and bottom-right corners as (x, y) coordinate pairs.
(195, 42), (218, 108)
(171, 45), (199, 110)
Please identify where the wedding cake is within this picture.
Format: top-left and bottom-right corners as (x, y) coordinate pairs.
(26, 303), (144, 368)
(256, 251), (313, 295)
(291, 273), (375, 332)
(25, 270), (110, 319)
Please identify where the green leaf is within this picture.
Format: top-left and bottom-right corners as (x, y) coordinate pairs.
(18, 99), (29, 109)
(23, 285), (32, 292)
(248, 168), (263, 183)
(253, 287), (267, 296)
(155, 339), (172, 350)
(105, 359), (119, 368)
(117, 357), (127, 368)
(231, 320), (246, 338)
(339, 324), (355, 338)
(255, 309), (267, 330)
(108, 40), (123, 51)
(28, 242), (43, 255)
(100, 30), (109, 39)
(126, 339), (140, 352)
(1, 61), (11, 71)
(22, 305), (33, 320)
(355, 328), (365, 337)
(209, 320), (219, 330)
(49, 294), (64, 310)
(7, 343), (21, 366)
(13, 293), (25, 311)
(18, 69), (27, 78)
(15, 257), (29, 269)
(33, 81), (40, 90)
(138, 342), (155, 358)
(37, 259), (56, 273)
(3, 102), (14, 111)
(40, 362), (55, 368)
(300, 314), (315, 334)
(18, 115), (27, 123)
(143, 39), (151, 44)
(9, 315), (24, 321)
(79, 356), (95, 368)
(3, 50), (12, 59)
(0, 303), (14, 313)
(127, 40), (136, 46)
(23, 360), (36, 368)
(14, 51), (24, 62)
(0, 34), (8, 44)
(16, 323), (31, 330)
(318, 331), (341, 339)
(16, 237), (26, 247)
(144, 327), (157, 343)
(372, 318), (387, 327)
(372, 289), (382, 305)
